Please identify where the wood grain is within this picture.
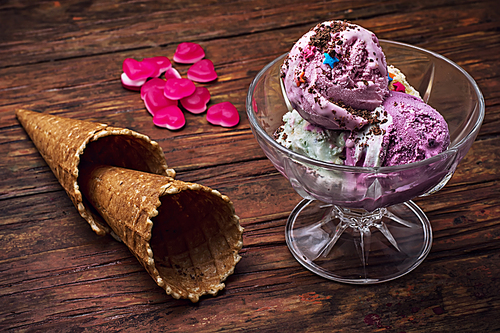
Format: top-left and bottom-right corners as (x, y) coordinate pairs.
(1, 0), (499, 331)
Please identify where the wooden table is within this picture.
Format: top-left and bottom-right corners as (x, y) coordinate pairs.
(1, 0), (499, 331)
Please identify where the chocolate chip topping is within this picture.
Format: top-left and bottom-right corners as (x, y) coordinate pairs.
(309, 25), (332, 51)
(308, 21), (351, 53)
(273, 124), (285, 140)
(331, 100), (373, 122)
(328, 99), (388, 135)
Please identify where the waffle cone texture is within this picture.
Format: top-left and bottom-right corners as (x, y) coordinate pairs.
(16, 109), (243, 302)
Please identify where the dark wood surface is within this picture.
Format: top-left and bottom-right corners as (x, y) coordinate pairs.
(1, 0), (499, 331)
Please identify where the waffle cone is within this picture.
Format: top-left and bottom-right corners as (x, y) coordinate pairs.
(79, 165), (243, 302)
(16, 109), (243, 302)
(16, 109), (175, 235)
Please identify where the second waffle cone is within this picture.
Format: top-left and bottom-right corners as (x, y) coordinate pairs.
(79, 164), (243, 302)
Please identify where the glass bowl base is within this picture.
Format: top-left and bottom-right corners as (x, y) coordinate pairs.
(285, 199), (432, 284)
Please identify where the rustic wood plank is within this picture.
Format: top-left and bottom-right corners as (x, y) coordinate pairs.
(2, 244), (499, 331)
(0, 0), (497, 67)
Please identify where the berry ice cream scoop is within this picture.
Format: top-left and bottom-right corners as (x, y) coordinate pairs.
(380, 91), (450, 166)
(281, 20), (389, 131)
(343, 91), (450, 167)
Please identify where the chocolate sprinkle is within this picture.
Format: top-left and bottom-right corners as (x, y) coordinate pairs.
(308, 21), (351, 53)
(331, 100), (375, 122)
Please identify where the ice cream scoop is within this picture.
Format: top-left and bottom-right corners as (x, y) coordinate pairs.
(380, 91), (450, 166)
(281, 20), (389, 131)
(345, 91), (450, 167)
(274, 109), (347, 164)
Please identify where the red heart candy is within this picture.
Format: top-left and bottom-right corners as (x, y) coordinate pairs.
(144, 86), (177, 116)
(140, 77), (166, 100)
(153, 105), (185, 130)
(143, 56), (172, 77)
(173, 42), (205, 64)
(206, 102), (239, 127)
(122, 58), (156, 81)
(121, 72), (146, 91)
(187, 59), (217, 83)
(180, 86), (211, 114)
(164, 78), (196, 100)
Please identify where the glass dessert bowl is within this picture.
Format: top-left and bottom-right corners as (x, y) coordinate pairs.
(246, 40), (484, 284)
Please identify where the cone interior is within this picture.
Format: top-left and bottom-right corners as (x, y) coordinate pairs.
(78, 135), (174, 232)
(79, 134), (169, 175)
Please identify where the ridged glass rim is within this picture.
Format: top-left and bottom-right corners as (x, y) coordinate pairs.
(246, 40), (485, 173)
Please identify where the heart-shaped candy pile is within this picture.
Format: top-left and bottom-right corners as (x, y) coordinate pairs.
(121, 43), (238, 130)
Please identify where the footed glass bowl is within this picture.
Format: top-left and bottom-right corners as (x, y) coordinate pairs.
(246, 40), (484, 283)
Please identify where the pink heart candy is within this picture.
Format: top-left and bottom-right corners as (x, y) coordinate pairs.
(164, 67), (181, 80)
(187, 59), (218, 83)
(144, 86), (177, 116)
(180, 86), (211, 114)
(121, 72), (146, 91)
(153, 105), (185, 130)
(206, 102), (239, 127)
(173, 42), (205, 64)
(143, 56), (172, 77)
(140, 77), (166, 100)
(122, 58), (156, 81)
(164, 78), (196, 100)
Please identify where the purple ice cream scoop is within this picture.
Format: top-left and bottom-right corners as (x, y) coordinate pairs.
(381, 91), (450, 166)
(281, 20), (389, 131)
(345, 91), (450, 167)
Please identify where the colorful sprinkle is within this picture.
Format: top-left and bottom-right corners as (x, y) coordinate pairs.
(323, 53), (339, 68)
(392, 81), (406, 92)
(295, 71), (307, 87)
(299, 72), (306, 84)
(303, 45), (316, 60)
